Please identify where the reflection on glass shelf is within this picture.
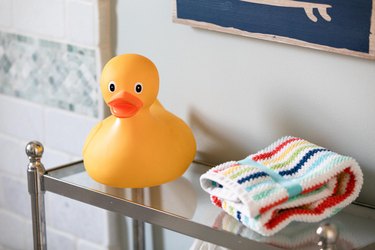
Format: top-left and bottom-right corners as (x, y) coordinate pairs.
(211, 206), (375, 250)
(45, 161), (375, 250)
(47, 161), (208, 220)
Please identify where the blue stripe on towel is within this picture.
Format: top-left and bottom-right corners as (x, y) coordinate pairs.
(237, 172), (268, 184)
(237, 158), (303, 198)
(279, 148), (328, 176)
(237, 211), (242, 222)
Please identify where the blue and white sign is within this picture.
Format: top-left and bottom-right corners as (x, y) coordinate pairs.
(174, 0), (375, 59)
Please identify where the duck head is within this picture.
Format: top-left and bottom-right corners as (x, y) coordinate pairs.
(100, 54), (159, 118)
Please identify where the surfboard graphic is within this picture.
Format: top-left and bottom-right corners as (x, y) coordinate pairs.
(240, 0), (332, 22)
(174, 0), (375, 59)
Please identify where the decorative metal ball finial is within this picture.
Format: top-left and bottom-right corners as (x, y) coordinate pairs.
(316, 222), (339, 249)
(26, 141), (44, 161)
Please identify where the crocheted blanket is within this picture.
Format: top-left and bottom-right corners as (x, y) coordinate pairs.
(200, 136), (363, 236)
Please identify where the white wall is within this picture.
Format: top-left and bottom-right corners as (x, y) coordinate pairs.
(114, 0), (375, 206)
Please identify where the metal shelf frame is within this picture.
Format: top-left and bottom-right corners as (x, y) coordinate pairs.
(26, 141), (375, 250)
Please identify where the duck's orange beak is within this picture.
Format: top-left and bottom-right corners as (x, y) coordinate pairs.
(108, 91), (143, 118)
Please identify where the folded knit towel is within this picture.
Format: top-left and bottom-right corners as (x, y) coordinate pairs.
(200, 136), (363, 236)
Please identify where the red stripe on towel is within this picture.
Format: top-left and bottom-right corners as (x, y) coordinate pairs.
(259, 197), (289, 214)
(301, 182), (326, 194)
(264, 168), (356, 230)
(211, 196), (222, 208)
(252, 137), (300, 161)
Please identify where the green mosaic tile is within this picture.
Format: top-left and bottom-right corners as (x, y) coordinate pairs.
(0, 31), (98, 117)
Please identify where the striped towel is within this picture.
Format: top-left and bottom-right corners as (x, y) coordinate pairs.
(200, 136), (363, 236)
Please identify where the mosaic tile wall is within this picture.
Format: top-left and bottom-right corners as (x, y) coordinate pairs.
(0, 31), (98, 117)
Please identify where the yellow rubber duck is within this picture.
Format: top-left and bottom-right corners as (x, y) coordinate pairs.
(83, 54), (196, 188)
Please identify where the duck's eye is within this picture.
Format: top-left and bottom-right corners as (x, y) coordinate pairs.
(108, 81), (116, 92)
(134, 82), (143, 94)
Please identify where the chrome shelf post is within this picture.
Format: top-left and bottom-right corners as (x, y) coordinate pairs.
(26, 141), (47, 250)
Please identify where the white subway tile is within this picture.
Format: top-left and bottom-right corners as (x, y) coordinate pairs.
(0, 138), (78, 220)
(0, 175), (31, 218)
(67, 0), (95, 46)
(0, 0), (12, 28)
(77, 239), (107, 250)
(0, 134), (28, 178)
(71, 155), (83, 162)
(45, 192), (109, 245)
(0, 210), (29, 250)
(13, 0), (64, 39)
(47, 227), (76, 250)
(44, 107), (99, 155)
(24, 220), (33, 250)
(42, 146), (73, 170)
(0, 95), (44, 142)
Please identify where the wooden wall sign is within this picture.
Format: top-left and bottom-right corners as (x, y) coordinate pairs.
(173, 0), (375, 60)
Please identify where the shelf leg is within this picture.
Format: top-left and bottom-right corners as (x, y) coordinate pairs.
(316, 222), (339, 250)
(26, 141), (47, 250)
(132, 188), (145, 250)
(133, 218), (145, 250)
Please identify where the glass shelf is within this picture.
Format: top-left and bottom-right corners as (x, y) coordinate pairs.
(43, 161), (375, 250)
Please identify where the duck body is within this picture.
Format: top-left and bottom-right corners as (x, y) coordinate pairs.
(83, 54), (196, 188)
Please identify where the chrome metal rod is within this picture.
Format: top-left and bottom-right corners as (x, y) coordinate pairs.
(132, 188), (145, 250)
(26, 141), (47, 250)
(316, 222), (339, 250)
